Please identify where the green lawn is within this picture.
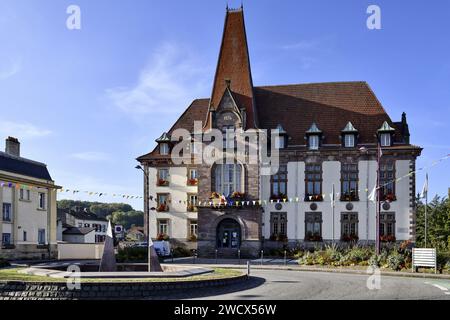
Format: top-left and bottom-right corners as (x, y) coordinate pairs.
(0, 267), (243, 283)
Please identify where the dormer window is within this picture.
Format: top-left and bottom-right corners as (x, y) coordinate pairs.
(341, 122), (358, 148)
(274, 124), (287, 149)
(306, 122), (322, 150)
(344, 134), (355, 148)
(380, 133), (391, 147)
(377, 121), (395, 147)
(309, 136), (319, 150)
(155, 132), (171, 155)
(160, 143), (169, 155)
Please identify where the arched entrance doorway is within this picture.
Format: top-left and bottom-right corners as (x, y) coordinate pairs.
(216, 218), (241, 249)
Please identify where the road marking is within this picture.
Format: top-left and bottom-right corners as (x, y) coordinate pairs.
(432, 284), (448, 291)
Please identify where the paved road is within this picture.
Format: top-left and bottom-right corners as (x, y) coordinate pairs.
(162, 269), (450, 300)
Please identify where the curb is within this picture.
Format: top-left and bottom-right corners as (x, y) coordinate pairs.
(176, 264), (450, 280)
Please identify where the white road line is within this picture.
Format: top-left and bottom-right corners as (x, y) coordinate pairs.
(432, 284), (448, 292)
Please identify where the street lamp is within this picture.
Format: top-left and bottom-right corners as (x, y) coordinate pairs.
(135, 164), (152, 272)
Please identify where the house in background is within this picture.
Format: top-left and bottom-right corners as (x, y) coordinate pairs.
(57, 207), (108, 243)
(126, 226), (145, 242)
(0, 137), (60, 259)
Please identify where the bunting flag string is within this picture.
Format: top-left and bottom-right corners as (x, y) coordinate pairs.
(1, 153), (448, 207)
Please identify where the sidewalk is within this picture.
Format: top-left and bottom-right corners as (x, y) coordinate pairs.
(164, 257), (450, 280)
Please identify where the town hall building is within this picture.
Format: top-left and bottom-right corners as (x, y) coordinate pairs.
(137, 7), (422, 257)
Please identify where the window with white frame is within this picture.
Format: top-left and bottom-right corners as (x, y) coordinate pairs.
(189, 220), (198, 237)
(38, 192), (46, 210)
(2, 203), (12, 222)
(38, 229), (46, 244)
(160, 143), (169, 155)
(189, 168), (198, 180)
(215, 163), (242, 196)
(157, 219), (169, 236)
(308, 135), (319, 150)
(380, 133), (391, 147)
(344, 134), (355, 148)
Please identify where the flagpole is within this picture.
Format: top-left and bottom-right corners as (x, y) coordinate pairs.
(425, 174), (428, 248)
(376, 143), (381, 255)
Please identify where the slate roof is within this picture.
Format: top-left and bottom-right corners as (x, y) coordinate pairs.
(58, 208), (108, 222)
(0, 151), (53, 180)
(63, 227), (95, 235)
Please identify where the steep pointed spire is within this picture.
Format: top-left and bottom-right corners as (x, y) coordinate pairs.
(207, 7), (257, 129)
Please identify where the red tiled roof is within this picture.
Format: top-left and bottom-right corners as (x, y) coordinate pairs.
(255, 81), (401, 145)
(207, 8), (256, 129)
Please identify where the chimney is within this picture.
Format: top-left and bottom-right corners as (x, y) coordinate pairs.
(5, 137), (20, 157)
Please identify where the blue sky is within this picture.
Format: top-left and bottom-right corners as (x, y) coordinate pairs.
(1, 0), (449, 210)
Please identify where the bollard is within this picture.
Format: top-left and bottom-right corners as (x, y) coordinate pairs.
(171, 249), (174, 263)
(238, 249), (241, 265)
(215, 249), (218, 264)
(260, 250), (264, 265)
(247, 260), (251, 276)
(284, 250), (287, 266)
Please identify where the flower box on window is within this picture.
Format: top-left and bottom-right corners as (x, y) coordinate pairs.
(341, 234), (359, 242)
(188, 234), (197, 242)
(157, 179), (169, 187)
(340, 192), (359, 202)
(270, 193), (287, 201)
(380, 235), (396, 242)
(305, 232), (323, 242)
(210, 192), (226, 205)
(305, 194), (323, 202)
(187, 204), (198, 212)
(156, 234), (170, 241)
(229, 191), (245, 200)
(187, 178), (198, 186)
(156, 203), (169, 212)
(381, 193), (397, 202)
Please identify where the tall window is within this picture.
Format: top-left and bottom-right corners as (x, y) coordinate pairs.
(38, 193), (46, 210)
(308, 135), (319, 150)
(189, 220), (198, 237)
(187, 194), (198, 212)
(380, 213), (396, 240)
(2, 233), (11, 245)
(305, 164), (322, 201)
(380, 133), (391, 147)
(156, 194), (169, 212)
(215, 163), (242, 196)
(2, 203), (12, 222)
(341, 163), (359, 201)
(380, 160), (396, 201)
(23, 231), (27, 242)
(344, 134), (355, 148)
(160, 143), (169, 155)
(38, 229), (46, 245)
(271, 165), (287, 199)
(305, 212), (322, 241)
(20, 188), (31, 201)
(157, 219), (169, 236)
(222, 126), (235, 149)
(270, 212), (287, 240)
(157, 169), (169, 186)
(341, 213), (359, 241)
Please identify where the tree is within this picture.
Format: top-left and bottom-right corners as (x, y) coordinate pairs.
(415, 196), (450, 251)
(108, 210), (144, 229)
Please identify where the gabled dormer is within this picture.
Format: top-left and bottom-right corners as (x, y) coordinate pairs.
(305, 122), (322, 150)
(274, 124), (288, 149)
(377, 121), (395, 147)
(156, 132), (171, 155)
(341, 121), (358, 148)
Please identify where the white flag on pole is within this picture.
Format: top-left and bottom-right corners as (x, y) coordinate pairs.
(420, 173), (428, 199)
(330, 184), (335, 208)
(368, 185), (377, 203)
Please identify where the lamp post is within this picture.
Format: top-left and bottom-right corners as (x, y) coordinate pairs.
(135, 164), (152, 272)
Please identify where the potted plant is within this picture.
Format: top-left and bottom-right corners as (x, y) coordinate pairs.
(189, 234), (197, 242)
(157, 178), (169, 187)
(230, 191), (245, 200)
(341, 234), (359, 242)
(276, 234), (288, 242)
(383, 193), (397, 202)
(380, 234), (396, 242)
(187, 178), (198, 186)
(210, 192), (225, 205)
(157, 203), (169, 212)
(270, 193), (286, 201)
(305, 194), (323, 202)
(305, 232), (322, 242)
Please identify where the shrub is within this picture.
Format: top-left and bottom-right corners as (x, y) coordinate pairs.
(437, 251), (450, 271)
(0, 258), (10, 268)
(116, 247), (147, 262)
(346, 246), (372, 265)
(172, 246), (192, 258)
(298, 251), (315, 265)
(387, 252), (405, 271)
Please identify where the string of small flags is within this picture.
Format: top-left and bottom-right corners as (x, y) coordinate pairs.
(2, 154), (447, 207)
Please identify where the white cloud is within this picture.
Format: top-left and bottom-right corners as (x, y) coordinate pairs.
(0, 59), (21, 80)
(70, 151), (111, 162)
(105, 42), (210, 117)
(0, 121), (52, 139)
